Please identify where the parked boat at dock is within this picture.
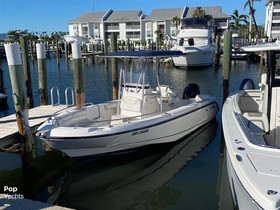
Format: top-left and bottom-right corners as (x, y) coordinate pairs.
(171, 18), (215, 68)
(35, 50), (218, 158)
(222, 41), (280, 209)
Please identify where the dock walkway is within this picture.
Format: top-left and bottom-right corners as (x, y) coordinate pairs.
(0, 105), (66, 140)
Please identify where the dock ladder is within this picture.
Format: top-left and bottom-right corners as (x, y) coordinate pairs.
(50, 86), (75, 107)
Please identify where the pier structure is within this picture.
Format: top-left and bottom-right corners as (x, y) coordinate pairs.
(0, 105), (66, 147)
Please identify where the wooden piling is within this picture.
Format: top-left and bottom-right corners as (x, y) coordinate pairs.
(91, 43), (95, 64)
(214, 35), (221, 67)
(65, 42), (69, 64)
(72, 43), (84, 108)
(36, 43), (48, 105)
(55, 35), (60, 67)
(4, 43), (28, 136)
(20, 36), (34, 108)
(110, 34), (118, 100)
(222, 31), (232, 102)
(126, 38), (130, 51)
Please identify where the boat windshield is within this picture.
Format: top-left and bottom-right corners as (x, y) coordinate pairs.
(181, 18), (208, 29)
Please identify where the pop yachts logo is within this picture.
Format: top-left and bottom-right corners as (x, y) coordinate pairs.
(3, 186), (24, 199)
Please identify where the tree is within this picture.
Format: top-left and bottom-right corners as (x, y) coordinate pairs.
(192, 7), (206, 18)
(230, 9), (248, 29)
(192, 7), (213, 24)
(244, 0), (261, 40)
(172, 16), (181, 30)
(172, 16), (181, 35)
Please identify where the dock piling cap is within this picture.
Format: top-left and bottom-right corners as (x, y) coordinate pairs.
(4, 43), (22, 65)
(36, 43), (46, 59)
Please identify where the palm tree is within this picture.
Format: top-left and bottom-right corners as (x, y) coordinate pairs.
(192, 7), (212, 24)
(172, 16), (181, 34)
(192, 7), (206, 18)
(244, 0), (261, 40)
(230, 9), (248, 29)
(172, 16), (181, 29)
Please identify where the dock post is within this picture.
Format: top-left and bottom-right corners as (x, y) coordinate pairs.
(103, 39), (108, 66)
(65, 41), (69, 66)
(36, 43), (48, 105)
(55, 35), (60, 67)
(222, 31), (232, 102)
(126, 38), (130, 51)
(29, 38), (34, 62)
(214, 35), (221, 67)
(20, 35), (34, 108)
(91, 42), (95, 64)
(110, 34), (118, 100)
(72, 43), (84, 108)
(4, 43), (29, 136)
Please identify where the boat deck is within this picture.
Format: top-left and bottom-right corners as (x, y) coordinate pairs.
(0, 105), (66, 140)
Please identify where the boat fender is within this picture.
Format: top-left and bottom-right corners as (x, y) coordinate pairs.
(239, 78), (255, 90)
(183, 83), (200, 99)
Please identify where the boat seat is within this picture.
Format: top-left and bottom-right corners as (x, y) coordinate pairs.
(111, 96), (143, 125)
(243, 84), (269, 134)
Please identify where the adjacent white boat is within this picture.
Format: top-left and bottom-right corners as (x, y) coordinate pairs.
(222, 42), (280, 209)
(36, 51), (218, 158)
(171, 18), (215, 68)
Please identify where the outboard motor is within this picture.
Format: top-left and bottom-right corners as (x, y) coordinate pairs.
(183, 83), (200, 99)
(239, 78), (256, 90)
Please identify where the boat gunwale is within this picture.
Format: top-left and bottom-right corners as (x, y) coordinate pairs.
(41, 101), (218, 140)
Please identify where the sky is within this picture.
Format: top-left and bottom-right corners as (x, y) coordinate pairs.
(0, 0), (266, 34)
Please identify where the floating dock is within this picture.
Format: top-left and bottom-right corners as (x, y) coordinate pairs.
(0, 105), (66, 146)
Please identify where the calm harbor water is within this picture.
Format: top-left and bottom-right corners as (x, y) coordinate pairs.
(0, 55), (265, 209)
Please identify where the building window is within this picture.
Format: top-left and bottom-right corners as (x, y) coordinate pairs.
(273, 12), (280, 20)
(126, 31), (140, 39)
(105, 32), (120, 39)
(94, 23), (99, 29)
(81, 24), (88, 36)
(105, 23), (119, 30)
(126, 22), (140, 30)
(272, 23), (280, 30)
(146, 31), (153, 38)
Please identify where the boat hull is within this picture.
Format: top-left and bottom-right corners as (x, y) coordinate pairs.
(172, 45), (215, 67)
(41, 102), (218, 158)
(226, 150), (261, 210)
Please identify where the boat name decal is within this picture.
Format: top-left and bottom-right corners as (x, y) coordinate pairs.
(132, 129), (149, 136)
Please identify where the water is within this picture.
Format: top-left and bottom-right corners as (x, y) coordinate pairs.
(0, 56), (265, 209)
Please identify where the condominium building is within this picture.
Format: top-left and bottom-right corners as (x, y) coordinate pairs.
(265, 0), (280, 38)
(67, 5), (231, 43)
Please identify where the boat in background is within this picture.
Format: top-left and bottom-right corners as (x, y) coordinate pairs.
(64, 35), (89, 44)
(36, 50), (218, 158)
(171, 18), (215, 68)
(231, 34), (248, 60)
(222, 41), (280, 209)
